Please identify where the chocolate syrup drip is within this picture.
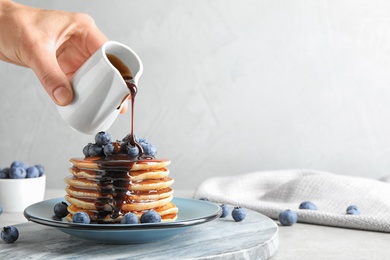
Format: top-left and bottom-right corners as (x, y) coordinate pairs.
(123, 76), (144, 155)
(93, 155), (135, 222)
(93, 74), (139, 222)
(89, 55), (149, 222)
(97, 159), (134, 220)
(97, 78), (141, 221)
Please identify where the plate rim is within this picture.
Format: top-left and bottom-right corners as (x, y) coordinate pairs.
(24, 197), (222, 231)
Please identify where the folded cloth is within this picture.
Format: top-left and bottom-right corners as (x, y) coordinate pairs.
(194, 169), (390, 233)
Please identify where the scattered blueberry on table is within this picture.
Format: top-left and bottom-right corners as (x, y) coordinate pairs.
(278, 209), (298, 226)
(231, 207), (246, 222)
(140, 210), (161, 223)
(299, 201), (317, 210)
(220, 204), (229, 218)
(1, 226), (19, 243)
(198, 199), (246, 222)
(120, 213), (139, 224)
(346, 205), (361, 215)
(72, 212), (91, 224)
(54, 202), (69, 218)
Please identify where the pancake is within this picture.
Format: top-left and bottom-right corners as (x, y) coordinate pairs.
(65, 202), (178, 223)
(65, 194), (174, 212)
(69, 167), (170, 181)
(70, 157), (171, 171)
(65, 186), (174, 201)
(64, 154), (177, 224)
(64, 176), (174, 191)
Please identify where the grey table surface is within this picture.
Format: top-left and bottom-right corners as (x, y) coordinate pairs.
(1, 189), (390, 259)
(0, 190), (279, 260)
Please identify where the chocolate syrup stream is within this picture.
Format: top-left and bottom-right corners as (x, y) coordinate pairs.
(94, 76), (141, 221)
(123, 76), (144, 155)
(90, 56), (149, 222)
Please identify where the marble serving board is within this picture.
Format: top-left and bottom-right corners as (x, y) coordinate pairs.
(0, 207), (278, 260)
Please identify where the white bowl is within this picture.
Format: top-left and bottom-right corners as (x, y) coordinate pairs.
(0, 175), (46, 212)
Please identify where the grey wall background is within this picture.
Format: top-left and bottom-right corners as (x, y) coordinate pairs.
(1, 0), (390, 190)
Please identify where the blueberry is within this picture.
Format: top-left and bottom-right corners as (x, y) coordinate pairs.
(11, 161), (28, 170)
(88, 144), (104, 157)
(34, 165), (45, 176)
(140, 210), (161, 223)
(104, 143), (115, 156)
(346, 205), (361, 215)
(126, 144), (139, 157)
(54, 202), (69, 218)
(1, 226), (19, 243)
(9, 167), (26, 179)
(299, 201), (317, 210)
(122, 134), (130, 142)
(220, 204), (229, 218)
(0, 168), (9, 179)
(72, 212), (91, 224)
(120, 213), (139, 224)
(122, 134), (139, 142)
(140, 142), (157, 157)
(138, 138), (148, 143)
(278, 209), (298, 226)
(83, 143), (92, 157)
(0, 207), (3, 216)
(26, 166), (40, 178)
(231, 207), (246, 222)
(95, 131), (112, 146)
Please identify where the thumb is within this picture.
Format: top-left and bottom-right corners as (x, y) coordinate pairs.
(30, 51), (73, 106)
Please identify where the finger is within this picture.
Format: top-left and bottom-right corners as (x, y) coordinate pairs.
(120, 102), (128, 114)
(29, 47), (73, 106)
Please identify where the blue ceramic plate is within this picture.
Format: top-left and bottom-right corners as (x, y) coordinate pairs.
(24, 197), (221, 244)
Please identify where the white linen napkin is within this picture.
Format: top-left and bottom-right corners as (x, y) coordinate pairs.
(194, 169), (390, 232)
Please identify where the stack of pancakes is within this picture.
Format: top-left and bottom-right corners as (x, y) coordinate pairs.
(64, 156), (178, 223)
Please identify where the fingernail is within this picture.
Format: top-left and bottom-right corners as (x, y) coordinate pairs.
(53, 85), (72, 105)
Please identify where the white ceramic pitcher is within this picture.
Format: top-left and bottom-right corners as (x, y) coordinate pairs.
(57, 41), (143, 135)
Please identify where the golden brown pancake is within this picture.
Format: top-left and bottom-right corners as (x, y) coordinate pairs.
(64, 176), (174, 191)
(70, 157), (171, 171)
(69, 167), (170, 181)
(64, 156), (177, 223)
(65, 186), (174, 201)
(65, 202), (178, 223)
(65, 194), (173, 212)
